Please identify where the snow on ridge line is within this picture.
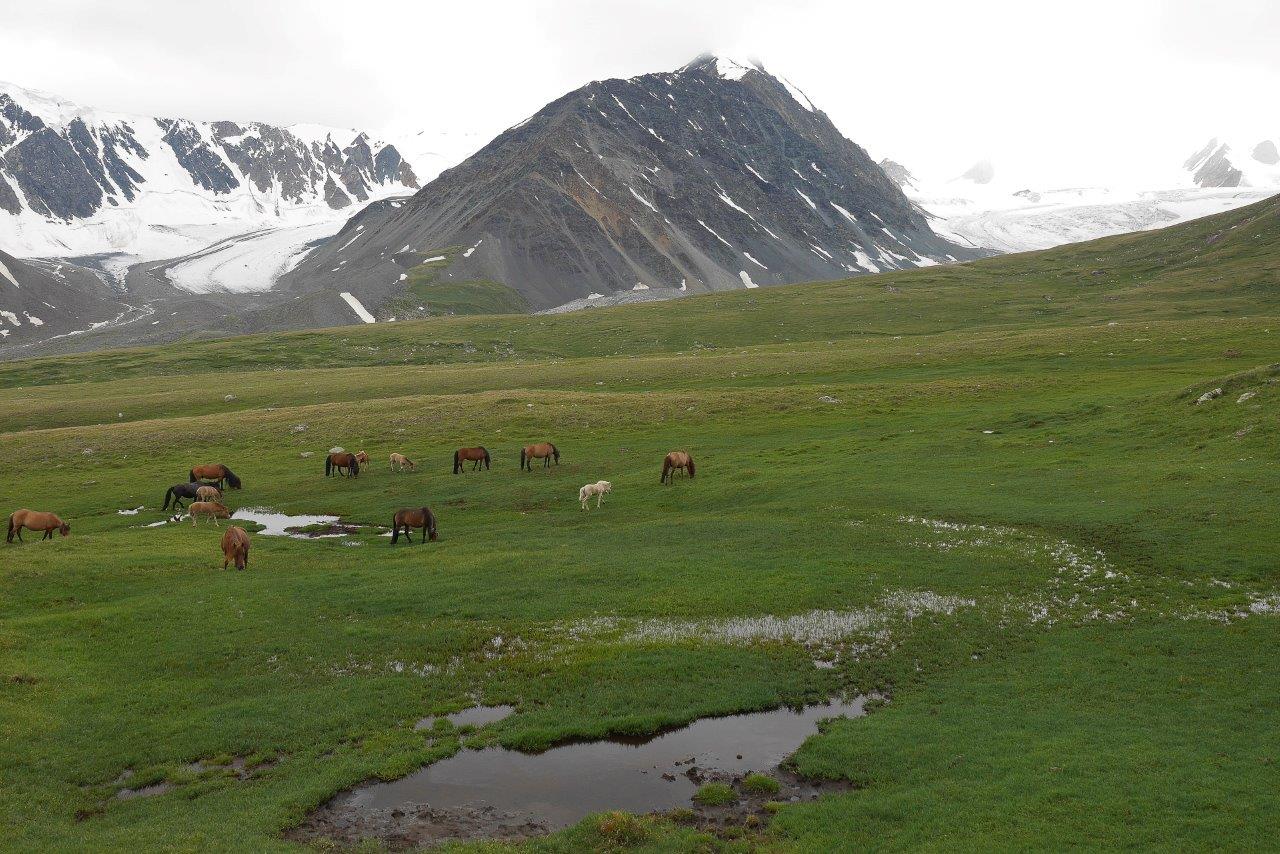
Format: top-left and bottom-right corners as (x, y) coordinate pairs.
(0, 258), (20, 288)
(339, 292), (376, 323)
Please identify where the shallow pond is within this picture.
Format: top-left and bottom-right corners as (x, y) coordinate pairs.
(230, 508), (341, 537)
(415, 705), (515, 731)
(321, 698), (867, 838)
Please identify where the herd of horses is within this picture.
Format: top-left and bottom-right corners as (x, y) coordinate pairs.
(6, 445), (697, 564)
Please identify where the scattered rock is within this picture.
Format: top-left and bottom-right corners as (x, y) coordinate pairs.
(1091, 269), (1106, 276)
(81, 448), (94, 456)
(817, 395), (841, 404)
(329, 446), (344, 454)
(300, 452), (314, 458)
(1234, 425), (1254, 438)
(224, 394), (237, 402)
(1237, 391), (1257, 403)
(1196, 388), (1223, 405)
(291, 424), (307, 433)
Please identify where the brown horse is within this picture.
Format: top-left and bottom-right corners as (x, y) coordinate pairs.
(520, 442), (560, 471)
(221, 526), (250, 570)
(454, 446), (491, 474)
(189, 464), (242, 490)
(326, 452), (360, 477)
(661, 451), (696, 484)
(7, 509), (70, 542)
(391, 507), (438, 544)
(189, 501), (230, 526)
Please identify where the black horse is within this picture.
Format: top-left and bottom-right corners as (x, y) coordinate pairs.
(162, 482), (219, 511)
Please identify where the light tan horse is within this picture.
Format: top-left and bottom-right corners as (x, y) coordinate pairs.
(195, 485), (222, 503)
(521, 442), (560, 471)
(221, 526), (250, 570)
(579, 480), (612, 510)
(189, 501), (231, 526)
(389, 452), (416, 472)
(661, 451), (696, 484)
(355, 450), (370, 466)
(7, 509), (70, 542)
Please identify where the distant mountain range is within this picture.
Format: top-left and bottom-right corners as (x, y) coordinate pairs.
(0, 81), (419, 262)
(277, 54), (982, 316)
(1183, 136), (1280, 188)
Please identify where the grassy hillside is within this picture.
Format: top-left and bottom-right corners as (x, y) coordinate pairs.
(1, 195), (1278, 851)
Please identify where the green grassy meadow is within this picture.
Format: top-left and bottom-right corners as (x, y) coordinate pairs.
(1, 196), (1278, 851)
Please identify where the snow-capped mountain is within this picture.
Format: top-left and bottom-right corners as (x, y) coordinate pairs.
(887, 142), (1279, 255)
(1183, 136), (1280, 188)
(279, 54), (983, 317)
(0, 81), (419, 262)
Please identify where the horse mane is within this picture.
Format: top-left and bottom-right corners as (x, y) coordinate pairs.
(550, 443), (559, 460)
(424, 507), (438, 540)
(188, 468), (197, 482)
(223, 467), (241, 489)
(687, 456), (695, 477)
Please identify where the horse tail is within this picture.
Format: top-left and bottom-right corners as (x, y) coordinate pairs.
(453, 450), (461, 475)
(520, 448), (527, 470)
(163, 487), (174, 510)
(661, 458), (670, 484)
(687, 457), (695, 478)
(188, 468), (197, 482)
(325, 456), (332, 477)
(224, 468), (241, 489)
(391, 514), (400, 544)
(482, 447), (491, 469)
(426, 508), (438, 541)
(550, 443), (560, 463)
(6, 513), (14, 543)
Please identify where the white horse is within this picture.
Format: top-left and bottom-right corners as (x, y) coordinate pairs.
(579, 480), (612, 510)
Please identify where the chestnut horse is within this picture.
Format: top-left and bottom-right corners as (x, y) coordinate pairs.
(520, 442), (559, 471)
(661, 451), (696, 484)
(189, 464), (242, 490)
(7, 509), (70, 542)
(326, 452), (360, 477)
(189, 501), (230, 526)
(391, 507), (438, 544)
(221, 526), (250, 570)
(454, 446), (491, 474)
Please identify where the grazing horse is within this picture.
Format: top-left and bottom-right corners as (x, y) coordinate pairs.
(579, 481), (612, 510)
(7, 509), (70, 542)
(391, 507), (438, 544)
(354, 450), (370, 466)
(195, 485), (222, 503)
(163, 481), (219, 511)
(189, 464), (242, 491)
(221, 526), (250, 570)
(454, 447), (491, 474)
(661, 451), (696, 484)
(189, 501), (230, 526)
(520, 442), (560, 471)
(389, 453), (416, 472)
(326, 452), (360, 478)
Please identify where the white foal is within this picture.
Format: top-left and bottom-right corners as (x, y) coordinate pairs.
(578, 480), (612, 510)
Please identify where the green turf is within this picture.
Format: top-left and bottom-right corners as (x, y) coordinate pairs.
(1, 195), (1278, 851)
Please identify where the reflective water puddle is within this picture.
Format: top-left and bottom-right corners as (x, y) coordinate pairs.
(297, 698), (867, 845)
(414, 705), (516, 731)
(230, 508), (341, 537)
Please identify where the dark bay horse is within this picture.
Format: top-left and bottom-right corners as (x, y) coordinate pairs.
(190, 464), (242, 490)
(7, 509), (70, 542)
(391, 507), (438, 544)
(661, 451), (696, 484)
(164, 481), (220, 510)
(454, 446), (491, 474)
(520, 442), (559, 471)
(326, 452), (360, 477)
(221, 526), (250, 570)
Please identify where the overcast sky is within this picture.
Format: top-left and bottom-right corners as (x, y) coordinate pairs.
(1, 0), (1276, 187)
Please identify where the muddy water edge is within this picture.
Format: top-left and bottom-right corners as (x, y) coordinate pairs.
(289, 698), (869, 848)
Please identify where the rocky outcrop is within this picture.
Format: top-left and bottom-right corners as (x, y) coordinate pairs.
(281, 55), (983, 314)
